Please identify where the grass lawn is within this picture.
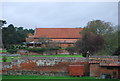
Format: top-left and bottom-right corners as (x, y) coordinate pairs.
(2, 75), (96, 79)
(0, 50), (7, 53)
(0, 54), (83, 62)
(25, 54), (83, 57)
(0, 56), (18, 62)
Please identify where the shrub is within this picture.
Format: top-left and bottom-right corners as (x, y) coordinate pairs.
(65, 47), (75, 55)
(48, 47), (60, 50)
(7, 49), (17, 54)
(26, 48), (47, 52)
(2, 56), (7, 62)
(26, 47), (61, 55)
(0, 50), (7, 53)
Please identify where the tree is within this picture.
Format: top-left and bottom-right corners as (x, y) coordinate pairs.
(76, 20), (119, 56)
(75, 32), (104, 57)
(38, 36), (60, 55)
(75, 20), (115, 57)
(82, 20), (113, 35)
(38, 36), (52, 48)
(2, 24), (17, 48)
(112, 47), (120, 56)
(2, 24), (35, 49)
(103, 29), (118, 55)
(0, 20), (6, 27)
(38, 36), (67, 55)
(65, 45), (75, 55)
(0, 20), (6, 48)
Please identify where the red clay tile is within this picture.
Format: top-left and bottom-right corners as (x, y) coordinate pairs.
(35, 28), (83, 38)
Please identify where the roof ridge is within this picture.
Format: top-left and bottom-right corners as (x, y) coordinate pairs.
(36, 28), (83, 29)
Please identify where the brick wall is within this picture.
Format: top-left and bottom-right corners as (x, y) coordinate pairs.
(89, 56), (120, 79)
(3, 56), (119, 79)
(90, 64), (100, 77)
(99, 66), (119, 79)
(2, 57), (89, 76)
(3, 57), (89, 75)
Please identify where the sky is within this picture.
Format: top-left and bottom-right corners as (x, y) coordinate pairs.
(1, 2), (118, 29)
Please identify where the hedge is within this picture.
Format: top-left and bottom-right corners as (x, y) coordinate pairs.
(7, 49), (18, 54)
(26, 48), (47, 52)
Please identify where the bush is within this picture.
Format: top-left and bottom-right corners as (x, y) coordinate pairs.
(7, 49), (17, 54)
(26, 48), (47, 52)
(0, 50), (7, 53)
(2, 56), (7, 62)
(48, 47), (60, 50)
(26, 47), (61, 55)
(65, 47), (74, 55)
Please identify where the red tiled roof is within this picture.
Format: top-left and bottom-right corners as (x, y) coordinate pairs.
(35, 28), (83, 38)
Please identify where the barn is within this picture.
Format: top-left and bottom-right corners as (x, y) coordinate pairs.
(26, 28), (83, 48)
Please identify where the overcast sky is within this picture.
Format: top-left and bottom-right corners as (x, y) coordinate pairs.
(2, 2), (118, 29)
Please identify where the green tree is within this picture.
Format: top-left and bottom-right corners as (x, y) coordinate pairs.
(66, 45), (74, 55)
(0, 20), (6, 27)
(2, 24), (35, 50)
(2, 24), (17, 48)
(76, 20), (115, 57)
(0, 20), (6, 48)
(112, 46), (120, 56)
(82, 20), (113, 35)
(38, 36), (52, 48)
(38, 36), (59, 55)
(103, 30), (118, 55)
(75, 32), (104, 57)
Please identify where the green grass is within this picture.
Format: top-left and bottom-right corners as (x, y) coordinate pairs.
(2, 75), (96, 79)
(0, 50), (7, 53)
(25, 54), (83, 57)
(0, 56), (19, 62)
(0, 54), (83, 62)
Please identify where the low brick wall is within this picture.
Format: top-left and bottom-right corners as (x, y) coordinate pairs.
(3, 56), (119, 78)
(89, 56), (120, 79)
(90, 64), (100, 77)
(3, 70), (68, 76)
(2, 57), (89, 76)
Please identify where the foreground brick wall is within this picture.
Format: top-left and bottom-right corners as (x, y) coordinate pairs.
(90, 64), (100, 77)
(2, 57), (89, 76)
(3, 56), (120, 79)
(89, 56), (120, 79)
(99, 66), (120, 79)
(3, 62), (89, 76)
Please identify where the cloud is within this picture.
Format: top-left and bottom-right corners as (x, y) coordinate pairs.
(2, 2), (118, 29)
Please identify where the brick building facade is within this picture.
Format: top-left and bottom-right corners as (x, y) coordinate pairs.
(26, 28), (83, 48)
